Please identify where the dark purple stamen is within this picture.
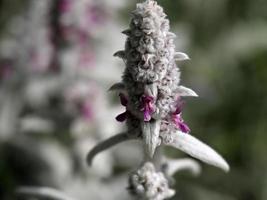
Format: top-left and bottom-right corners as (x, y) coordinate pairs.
(172, 100), (190, 133)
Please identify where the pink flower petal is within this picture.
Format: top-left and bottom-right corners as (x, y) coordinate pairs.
(59, 0), (72, 13)
(141, 95), (155, 122)
(82, 103), (93, 121)
(178, 121), (190, 133)
(144, 110), (152, 122)
(173, 114), (190, 133)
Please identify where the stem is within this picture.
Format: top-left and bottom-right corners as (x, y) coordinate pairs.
(153, 146), (164, 170)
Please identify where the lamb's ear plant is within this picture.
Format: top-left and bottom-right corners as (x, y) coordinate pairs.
(87, 0), (229, 199)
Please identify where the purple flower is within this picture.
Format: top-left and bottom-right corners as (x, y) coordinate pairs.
(79, 47), (95, 67)
(140, 95), (155, 122)
(116, 93), (129, 122)
(172, 101), (190, 133)
(0, 64), (12, 80)
(81, 101), (94, 121)
(59, 0), (72, 13)
(86, 5), (106, 26)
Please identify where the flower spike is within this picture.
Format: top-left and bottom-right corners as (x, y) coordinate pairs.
(109, 0), (229, 172)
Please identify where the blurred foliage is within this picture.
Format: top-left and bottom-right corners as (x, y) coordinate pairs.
(1, 0), (267, 199)
(0, 0), (30, 37)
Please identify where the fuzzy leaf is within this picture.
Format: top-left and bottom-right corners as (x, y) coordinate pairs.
(109, 82), (125, 92)
(87, 132), (136, 166)
(167, 32), (176, 39)
(164, 158), (201, 176)
(177, 86), (198, 97)
(122, 29), (131, 36)
(113, 50), (126, 59)
(165, 131), (230, 172)
(174, 52), (190, 61)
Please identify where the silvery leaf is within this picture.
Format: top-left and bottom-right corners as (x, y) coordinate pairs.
(164, 131), (230, 172)
(87, 132), (136, 166)
(113, 50), (126, 59)
(174, 52), (190, 61)
(167, 32), (176, 39)
(16, 187), (76, 200)
(164, 158), (201, 176)
(177, 86), (198, 97)
(109, 82), (126, 92)
(142, 119), (161, 158)
(122, 29), (131, 36)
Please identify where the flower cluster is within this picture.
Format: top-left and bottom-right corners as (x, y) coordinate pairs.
(114, 0), (197, 156)
(128, 162), (175, 200)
